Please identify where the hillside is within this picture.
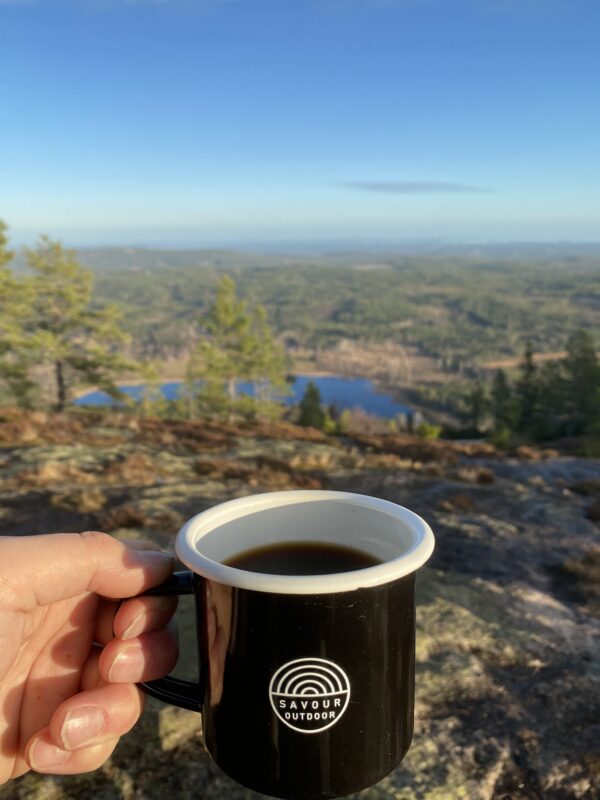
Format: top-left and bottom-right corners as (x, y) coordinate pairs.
(81, 254), (600, 416)
(0, 409), (598, 800)
(9, 244), (599, 416)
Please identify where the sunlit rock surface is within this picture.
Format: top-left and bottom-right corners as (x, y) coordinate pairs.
(0, 410), (598, 800)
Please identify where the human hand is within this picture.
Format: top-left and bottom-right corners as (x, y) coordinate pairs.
(0, 531), (178, 784)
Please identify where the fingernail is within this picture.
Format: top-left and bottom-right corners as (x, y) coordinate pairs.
(60, 706), (106, 749)
(29, 739), (70, 771)
(108, 647), (145, 682)
(121, 610), (144, 640)
(121, 596), (174, 640)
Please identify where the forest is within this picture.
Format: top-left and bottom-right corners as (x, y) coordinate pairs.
(1, 221), (599, 447)
(87, 251), (600, 368)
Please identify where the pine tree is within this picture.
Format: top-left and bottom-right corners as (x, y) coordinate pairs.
(186, 276), (252, 417)
(25, 236), (132, 411)
(298, 381), (325, 429)
(138, 361), (168, 418)
(535, 361), (565, 439)
(491, 369), (516, 432)
(186, 276), (288, 419)
(0, 220), (12, 273)
(515, 341), (540, 435)
(561, 330), (599, 433)
(246, 305), (290, 416)
(0, 221), (37, 406)
(463, 379), (488, 432)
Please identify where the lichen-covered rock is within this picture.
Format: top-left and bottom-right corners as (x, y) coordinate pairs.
(50, 488), (107, 513)
(436, 493), (476, 512)
(100, 504), (149, 530)
(102, 452), (158, 484)
(1, 411), (599, 800)
(453, 465), (495, 485)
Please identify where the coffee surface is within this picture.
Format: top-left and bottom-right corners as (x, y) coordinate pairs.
(224, 541), (381, 576)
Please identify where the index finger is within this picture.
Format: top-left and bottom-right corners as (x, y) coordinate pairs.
(1, 532), (174, 609)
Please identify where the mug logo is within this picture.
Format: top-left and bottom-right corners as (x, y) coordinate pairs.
(269, 657), (351, 734)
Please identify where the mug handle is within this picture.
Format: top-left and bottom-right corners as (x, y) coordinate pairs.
(137, 570), (203, 712)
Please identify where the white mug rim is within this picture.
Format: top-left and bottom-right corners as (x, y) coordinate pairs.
(175, 490), (434, 595)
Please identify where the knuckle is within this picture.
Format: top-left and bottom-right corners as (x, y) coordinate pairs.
(79, 530), (113, 550)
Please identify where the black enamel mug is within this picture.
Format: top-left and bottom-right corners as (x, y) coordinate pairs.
(141, 490), (434, 800)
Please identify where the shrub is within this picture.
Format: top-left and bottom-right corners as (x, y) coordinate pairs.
(416, 422), (442, 440)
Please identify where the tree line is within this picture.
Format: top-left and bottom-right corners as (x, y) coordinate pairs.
(1, 220), (598, 442)
(460, 332), (600, 443)
(0, 222), (288, 420)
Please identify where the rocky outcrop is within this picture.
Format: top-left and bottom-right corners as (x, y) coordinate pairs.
(1, 410), (598, 800)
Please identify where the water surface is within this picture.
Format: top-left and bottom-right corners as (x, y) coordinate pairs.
(75, 374), (412, 420)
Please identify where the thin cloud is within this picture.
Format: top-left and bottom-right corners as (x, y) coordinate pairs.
(344, 181), (491, 194)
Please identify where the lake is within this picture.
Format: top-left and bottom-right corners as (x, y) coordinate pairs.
(75, 375), (412, 420)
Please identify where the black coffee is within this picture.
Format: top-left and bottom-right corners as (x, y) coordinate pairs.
(224, 541), (381, 576)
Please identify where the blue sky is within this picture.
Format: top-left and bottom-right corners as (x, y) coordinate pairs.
(1, 0), (599, 246)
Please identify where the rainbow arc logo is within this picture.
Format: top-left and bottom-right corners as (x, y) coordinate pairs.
(269, 657), (351, 734)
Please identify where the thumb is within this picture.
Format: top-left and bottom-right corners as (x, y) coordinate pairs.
(2, 531), (175, 609)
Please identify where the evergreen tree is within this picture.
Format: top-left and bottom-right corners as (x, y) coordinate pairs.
(515, 341), (540, 435)
(246, 305), (290, 414)
(463, 379), (488, 432)
(561, 330), (599, 433)
(186, 275), (252, 417)
(25, 236), (132, 411)
(298, 381), (325, 429)
(0, 220), (12, 273)
(535, 361), (565, 439)
(186, 275), (288, 419)
(0, 221), (37, 405)
(138, 361), (168, 418)
(491, 369), (516, 432)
